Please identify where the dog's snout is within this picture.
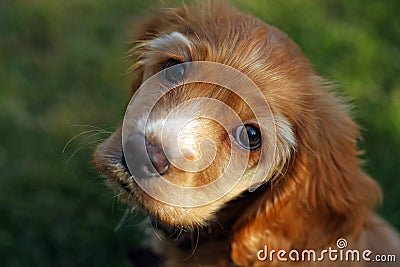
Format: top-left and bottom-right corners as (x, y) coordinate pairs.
(123, 133), (170, 177)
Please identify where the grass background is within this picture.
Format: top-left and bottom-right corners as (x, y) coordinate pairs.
(1, 0), (399, 266)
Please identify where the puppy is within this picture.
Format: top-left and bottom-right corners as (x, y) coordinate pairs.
(94, 1), (400, 266)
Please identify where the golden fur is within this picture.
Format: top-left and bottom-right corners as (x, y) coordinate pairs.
(94, 1), (400, 266)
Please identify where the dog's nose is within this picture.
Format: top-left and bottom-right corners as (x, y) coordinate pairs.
(123, 133), (170, 177)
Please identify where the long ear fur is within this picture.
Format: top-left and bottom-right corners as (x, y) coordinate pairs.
(127, 1), (240, 95)
(127, 14), (163, 95)
(127, 5), (188, 95)
(230, 80), (382, 266)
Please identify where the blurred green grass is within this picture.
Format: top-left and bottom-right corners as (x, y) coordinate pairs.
(0, 0), (399, 266)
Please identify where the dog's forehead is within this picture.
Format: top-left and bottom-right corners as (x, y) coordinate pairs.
(145, 28), (270, 64)
(140, 27), (304, 87)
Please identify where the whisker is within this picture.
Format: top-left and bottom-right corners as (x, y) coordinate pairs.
(150, 220), (165, 242)
(63, 129), (103, 154)
(73, 131), (107, 152)
(182, 227), (199, 261)
(64, 139), (106, 164)
(69, 124), (113, 133)
(63, 124), (112, 167)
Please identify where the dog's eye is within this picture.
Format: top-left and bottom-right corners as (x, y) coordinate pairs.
(235, 124), (262, 150)
(162, 58), (185, 84)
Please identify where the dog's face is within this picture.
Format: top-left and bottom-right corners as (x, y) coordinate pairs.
(94, 2), (317, 227)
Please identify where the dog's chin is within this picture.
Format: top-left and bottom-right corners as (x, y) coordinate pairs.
(98, 161), (259, 229)
(107, 174), (226, 228)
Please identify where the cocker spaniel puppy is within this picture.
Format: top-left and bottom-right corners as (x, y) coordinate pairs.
(94, 1), (400, 266)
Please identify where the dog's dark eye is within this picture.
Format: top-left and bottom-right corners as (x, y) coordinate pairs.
(235, 124), (262, 150)
(162, 58), (185, 84)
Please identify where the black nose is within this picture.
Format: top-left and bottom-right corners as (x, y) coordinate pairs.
(123, 134), (170, 177)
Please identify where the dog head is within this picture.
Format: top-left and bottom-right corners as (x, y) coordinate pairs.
(94, 1), (380, 242)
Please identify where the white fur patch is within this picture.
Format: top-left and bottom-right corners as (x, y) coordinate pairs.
(148, 31), (192, 51)
(273, 114), (296, 167)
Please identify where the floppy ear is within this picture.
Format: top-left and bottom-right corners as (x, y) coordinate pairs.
(127, 6), (188, 95)
(127, 1), (238, 95)
(230, 82), (381, 266)
(127, 14), (163, 95)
